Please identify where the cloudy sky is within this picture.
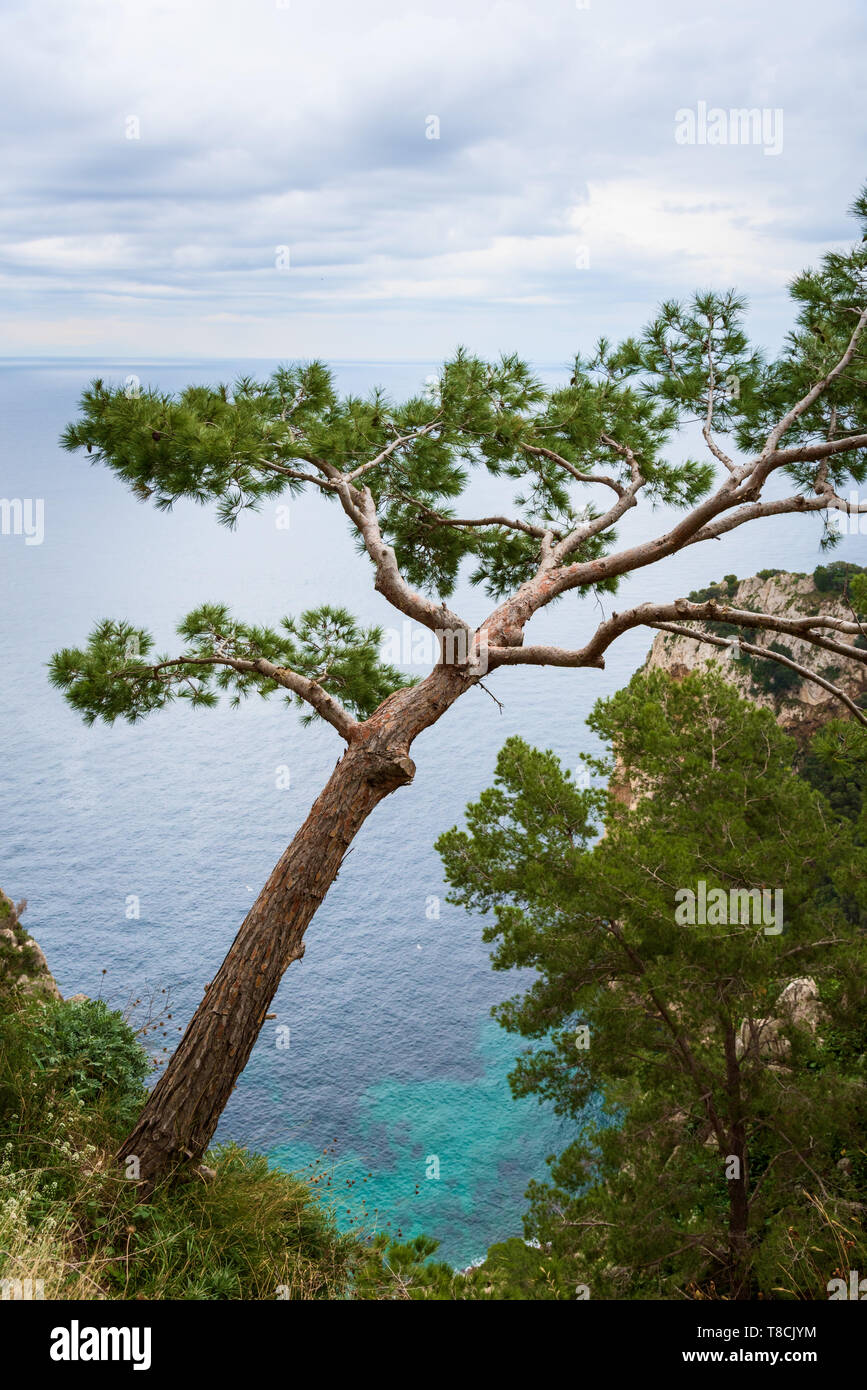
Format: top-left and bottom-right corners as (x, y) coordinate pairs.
(0, 0), (864, 363)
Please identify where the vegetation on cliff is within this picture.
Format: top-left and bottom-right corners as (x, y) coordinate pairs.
(436, 668), (867, 1299)
(0, 986), (377, 1298)
(644, 563), (867, 739)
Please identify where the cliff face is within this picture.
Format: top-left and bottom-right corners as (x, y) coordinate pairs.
(643, 568), (866, 742)
(0, 889), (62, 1003)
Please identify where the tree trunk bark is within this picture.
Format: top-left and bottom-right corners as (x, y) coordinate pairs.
(117, 665), (469, 1189)
(117, 736), (415, 1187)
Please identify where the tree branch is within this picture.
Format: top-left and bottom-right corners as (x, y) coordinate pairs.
(759, 306), (867, 461)
(702, 317), (737, 472)
(385, 489), (552, 540)
(486, 599), (867, 676)
(344, 418), (443, 482)
(125, 654), (361, 741)
(339, 482), (472, 637)
(649, 623), (867, 727)
(520, 442), (627, 496)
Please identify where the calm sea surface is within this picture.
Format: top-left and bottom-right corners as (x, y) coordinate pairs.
(2, 357), (860, 1265)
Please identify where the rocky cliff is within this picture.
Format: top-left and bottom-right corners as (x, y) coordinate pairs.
(0, 888), (62, 1002)
(643, 565), (866, 742)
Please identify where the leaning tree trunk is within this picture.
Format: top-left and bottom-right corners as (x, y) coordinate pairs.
(117, 666), (466, 1189)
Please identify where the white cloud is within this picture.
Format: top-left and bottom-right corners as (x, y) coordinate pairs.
(567, 181), (847, 288)
(0, 0), (864, 359)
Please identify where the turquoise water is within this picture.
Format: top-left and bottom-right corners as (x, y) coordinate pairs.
(1, 358), (859, 1267)
(269, 1016), (602, 1260)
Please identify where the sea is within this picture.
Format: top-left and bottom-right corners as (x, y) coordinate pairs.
(1, 356), (862, 1267)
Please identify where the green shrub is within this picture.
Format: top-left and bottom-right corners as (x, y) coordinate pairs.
(813, 561), (866, 594)
(0, 894), (46, 995)
(0, 996), (401, 1300)
(24, 998), (150, 1126)
(747, 641), (802, 699)
(687, 573), (740, 605)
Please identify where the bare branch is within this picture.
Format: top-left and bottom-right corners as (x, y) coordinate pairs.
(649, 622), (867, 727)
(385, 489), (551, 540)
(342, 483), (472, 637)
(505, 428), (867, 620)
(552, 435), (645, 564)
(599, 432), (642, 485)
(255, 458), (342, 491)
(486, 598), (867, 674)
(127, 653), (361, 741)
(254, 447), (474, 637)
(701, 318), (736, 472)
(762, 432), (867, 470)
(520, 442), (626, 496)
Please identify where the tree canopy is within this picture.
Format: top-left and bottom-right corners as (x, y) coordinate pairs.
(437, 669), (867, 1299)
(51, 187), (867, 739)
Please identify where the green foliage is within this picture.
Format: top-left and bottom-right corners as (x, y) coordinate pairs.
(0, 998), (149, 1134)
(850, 572), (867, 614)
(734, 188), (867, 483)
(24, 999), (149, 1124)
(49, 605), (414, 726)
(54, 187), (867, 731)
(437, 669), (867, 1299)
(350, 1234), (462, 1299)
(58, 344), (711, 607)
(611, 290), (766, 436)
(128, 1144), (360, 1301)
(0, 991), (428, 1300)
(747, 639), (801, 698)
(468, 1236), (579, 1300)
(0, 897), (45, 996)
(685, 573), (743, 638)
(809, 719), (867, 869)
(59, 364), (338, 527)
(350, 1232), (582, 1300)
(813, 560), (867, 597)
(687, 573), (740, 605)
(801, 725), (866, 825)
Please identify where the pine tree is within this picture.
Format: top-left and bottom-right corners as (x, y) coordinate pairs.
(52, 190), (867, 1188)
(437, 670), (867, 1299)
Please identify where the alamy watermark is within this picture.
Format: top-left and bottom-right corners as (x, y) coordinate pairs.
(675, 102), (783, 156)
(828, 1270), (867, 1299)
(50, 1322), (151, 1370)
(675, 880), (783, 935)
(380, 622), (489, 675)
(828, 491), (867, 535)
(1, 498), (44, 545)
(1, 1278), (44, 1299)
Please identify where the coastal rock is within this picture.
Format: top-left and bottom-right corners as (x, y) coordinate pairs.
(610, 569), (865, 814)
(0, 888), (63, 1003)
(643, 569), (866, 743)
(735, 977), (825, 1063)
